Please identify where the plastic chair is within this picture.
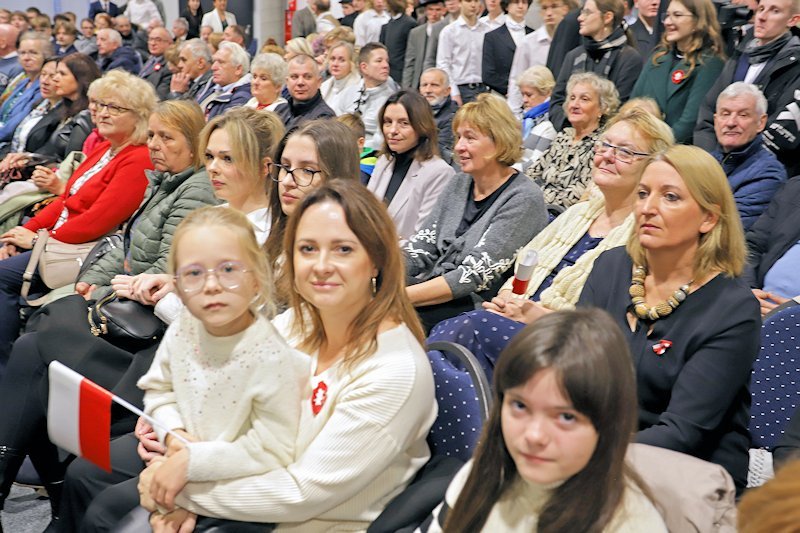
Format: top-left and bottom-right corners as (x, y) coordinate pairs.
(425, 341), (493, 462)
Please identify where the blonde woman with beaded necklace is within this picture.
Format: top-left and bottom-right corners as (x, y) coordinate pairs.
(577, 145), (760, 495)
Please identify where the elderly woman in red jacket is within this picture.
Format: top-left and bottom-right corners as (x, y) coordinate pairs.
(0, 69), (157, 369)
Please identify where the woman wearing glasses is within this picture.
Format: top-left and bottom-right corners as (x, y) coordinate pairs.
(426, 107), (674, 380)
(630, 0), (725, 143)
(0, 70), (156, 367)
(0, 98), (221, 526)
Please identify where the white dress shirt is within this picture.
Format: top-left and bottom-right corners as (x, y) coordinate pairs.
(479, 12), (506, 31)
(353, 9), (391, 46)
(435, 16), (491, 97)
(506, 25), (552, 117)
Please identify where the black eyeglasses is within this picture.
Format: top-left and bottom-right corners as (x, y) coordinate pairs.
(89, 100), (133, 117)
(271, 163), (323, 187)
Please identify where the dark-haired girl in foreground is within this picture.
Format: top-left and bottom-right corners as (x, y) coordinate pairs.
(423, 309), (666, 532)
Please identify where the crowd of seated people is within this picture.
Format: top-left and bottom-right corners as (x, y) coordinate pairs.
(0, 1), (796, 531)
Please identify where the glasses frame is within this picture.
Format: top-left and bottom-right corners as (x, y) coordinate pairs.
(271, 163), (323, 187)
(594, 139), (650, 163)
(89, 99), (134, 117)
(660, 11), (696, 22)
(174, 261), (252, 294)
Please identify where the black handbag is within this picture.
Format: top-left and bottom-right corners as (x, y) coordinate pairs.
(88, 291), (166, 352)
(0, 153), (60, 188)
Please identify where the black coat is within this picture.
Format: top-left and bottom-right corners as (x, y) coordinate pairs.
(140, 55), (173, 100)
(629, 19), (656, 60)
(98, 45), (142, 75)
(579, 247), (761, 492)
(380, 15), (419, 85)
(546, 9), (581, 79)
(742, 176), (800, 289)
(274, 91), (336, 131)
(28, 109), (94, 159)
(481, 23), (532, 96)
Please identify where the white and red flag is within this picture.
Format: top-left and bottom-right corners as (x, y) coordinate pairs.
(47, 361), (186, 472)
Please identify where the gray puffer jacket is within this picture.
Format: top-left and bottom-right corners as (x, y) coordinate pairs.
(79, 166), (218, 297)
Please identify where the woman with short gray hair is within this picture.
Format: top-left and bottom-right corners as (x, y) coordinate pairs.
(245, 52), (288, 112)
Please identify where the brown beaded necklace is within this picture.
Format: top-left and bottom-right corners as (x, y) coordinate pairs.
(629, 265), (693, 321)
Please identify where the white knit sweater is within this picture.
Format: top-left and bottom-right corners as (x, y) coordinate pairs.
(175, 314), (437, 531)
(138, 311), (309, 483)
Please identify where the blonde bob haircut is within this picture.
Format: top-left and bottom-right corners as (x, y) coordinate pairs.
(602, 106), (674, 155)
(151, 99), (206, 170)
(626, 145), (745, 279)
(517, 65), (556, 95)
(563, 71), (620, 120)
(283, 180), (424, 368)
(87, 70), (157, 145)
(199, 107), (285, 193)
(169, 206), (275, 317)
(452, 93), (522, 167)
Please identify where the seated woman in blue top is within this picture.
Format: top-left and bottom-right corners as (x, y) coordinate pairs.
(630, 0), (725, 143)
(426, 106), (674, 377)
(0, 32), (50, 144)
(404, 94), (547, 332)
(578, 145), (760, 492)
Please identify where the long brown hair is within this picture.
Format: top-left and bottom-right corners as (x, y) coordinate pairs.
(378, 89), (439, 161)
(264, 120), (361, 289)
(651, 0), (725, 75)
(445, 309), (643, 532)
(282, 180), (424, 367)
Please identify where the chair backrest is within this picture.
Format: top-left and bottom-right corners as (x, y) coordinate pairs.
(750, 303), (800, 450)
(425, 341), (493, 461)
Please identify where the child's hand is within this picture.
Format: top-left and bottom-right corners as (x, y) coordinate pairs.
(131, 273), (175, 305)
(111, 274), (136, 300)
(165, 429), (196, 457)
(150, 508), (197, 533)
(135, 417), (166, 465)
(151, 448), (190, 511)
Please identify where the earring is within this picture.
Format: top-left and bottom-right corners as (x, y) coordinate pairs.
(371, 276), (377, 296)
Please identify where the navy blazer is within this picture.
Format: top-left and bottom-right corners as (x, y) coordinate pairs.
(482, 23), (532, 96)
(88, 1), (120, 20)
(140, 56), (173, 100)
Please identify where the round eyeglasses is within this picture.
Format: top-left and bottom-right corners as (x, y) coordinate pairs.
(271, 163), (323, 187)
(174, 261), (251, 294)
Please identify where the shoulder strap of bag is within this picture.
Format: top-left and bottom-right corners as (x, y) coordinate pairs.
(22, 229), (51, 306)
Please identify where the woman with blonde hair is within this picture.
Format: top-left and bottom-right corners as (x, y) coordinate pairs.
(427, 108), (674, 374)
(630, 0), (725, 142)
(320, 41), (360, 107)
(578, 145), (760, 493)
(404, 93), (547, 331)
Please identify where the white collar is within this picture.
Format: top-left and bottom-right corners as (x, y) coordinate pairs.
(506, 18), (526, 32)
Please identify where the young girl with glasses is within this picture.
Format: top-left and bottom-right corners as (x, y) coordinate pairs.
(139, 205), (308, 514)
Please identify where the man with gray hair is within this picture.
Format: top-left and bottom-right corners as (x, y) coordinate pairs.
(171, 17), (189, 44)
(712, 82), (787, 231)
(274, 54), (335, 130)
(420, 67), (458, 155)
(197, 41), (252, 119)
(168, 38), (213, 100)
(95, 28), (142, 73)
(0, 24), (21, 93)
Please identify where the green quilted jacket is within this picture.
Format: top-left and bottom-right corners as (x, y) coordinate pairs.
(79, 166), (219, 297)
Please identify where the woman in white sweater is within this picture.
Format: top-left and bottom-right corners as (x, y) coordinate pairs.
(422, 309), (666, 532)
(138, 179), (436, 531)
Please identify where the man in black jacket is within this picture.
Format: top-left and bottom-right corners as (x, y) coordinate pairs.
(420, 67), (458, 156)
(693, 0), (800, 172)
(274, 54), (335, 131)
(744, 175), (800, 317)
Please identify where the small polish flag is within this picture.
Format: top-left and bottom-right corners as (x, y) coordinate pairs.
(47, 361), (113, 471)
(47, 362), (189, 473)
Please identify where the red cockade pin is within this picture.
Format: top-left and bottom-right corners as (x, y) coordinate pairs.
(311, 380), (328, 416)
(154, 64), (161, 71)
(652, 340), (673, 355)
(671, 70), (686, 84)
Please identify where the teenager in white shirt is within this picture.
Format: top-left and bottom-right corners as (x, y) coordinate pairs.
(354, 0), (391, 45)
(435, 0), (491, 104)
